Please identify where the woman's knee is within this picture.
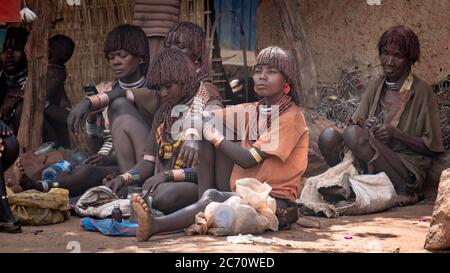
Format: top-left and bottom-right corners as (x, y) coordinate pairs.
(152, 183), (198, 212)
(110, 110), (148, 135)
(318, 127), (342, 152)
(343, 125), (367, 150)
(153, 191), (176, 210)
(200, 189), (223, 203)
(108, 97), (132, 118)
(318, 127), (344, 166)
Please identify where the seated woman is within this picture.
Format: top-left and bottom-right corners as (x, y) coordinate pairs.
(318, 25), (444, 206)
(131, 46), (309, 241)
(68, 24), (157, 173)
(0, 122), (20, 233)
(0, 27), (29, 135)
(19, 25), (153, 197)
(70, 22), (221, 174)
(105, 48), (222, 213)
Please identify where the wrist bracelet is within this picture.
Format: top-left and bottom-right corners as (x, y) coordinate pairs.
(212, 135), (225, 148)
(171, 169), (186, 181)
(143, 154), (156, 163)
(184, 128), (201, 140)
(120, 172), (133, 185)
(183, 168), (197, 182)
(129, 168), (141, 184)
(85, 121), (99, 135)
(86, 93), (109, 110)
(249, 147), (263, 163)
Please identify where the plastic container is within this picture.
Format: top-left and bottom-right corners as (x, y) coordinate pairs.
(111, 204), (123, 223)
(41, 160), (73, 181)
(33, 142), (55, 155)
(68, 151), (89, 166)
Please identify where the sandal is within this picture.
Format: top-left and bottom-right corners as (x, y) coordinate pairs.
(0, 220), (21, 233)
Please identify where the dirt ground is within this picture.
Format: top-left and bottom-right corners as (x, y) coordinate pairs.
(0, 202), (436, 253)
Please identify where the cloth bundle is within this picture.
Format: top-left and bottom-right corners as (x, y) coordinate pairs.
(8, 188), (70, 225)
(299, 152), (397, 217)
(75, 186), (130, 218)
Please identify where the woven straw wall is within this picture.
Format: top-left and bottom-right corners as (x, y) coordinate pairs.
(26, 0), (135, 151)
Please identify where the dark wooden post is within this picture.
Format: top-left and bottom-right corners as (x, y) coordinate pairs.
(17, 0), (50, 152)
(276, 0), (319, 109)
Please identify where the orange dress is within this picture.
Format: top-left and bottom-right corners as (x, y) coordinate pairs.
(214, 102), (309, 202)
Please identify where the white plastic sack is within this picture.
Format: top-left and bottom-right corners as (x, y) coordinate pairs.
(299, 152), (397, 217)
(186, 178), (278, 236)
(337, 172), (397, 215)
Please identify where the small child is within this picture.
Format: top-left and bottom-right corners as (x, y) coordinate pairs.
(43, 34), (75, 148)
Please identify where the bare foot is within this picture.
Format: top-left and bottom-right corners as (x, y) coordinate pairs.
(13, 157), (24, 184)
(132, 194), (156, 242)
(16, 157), (42, 191)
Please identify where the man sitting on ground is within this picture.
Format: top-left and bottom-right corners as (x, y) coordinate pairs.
(318, 25), (444, 206)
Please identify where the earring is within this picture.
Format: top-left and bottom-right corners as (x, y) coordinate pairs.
(283, 85), (291, 94)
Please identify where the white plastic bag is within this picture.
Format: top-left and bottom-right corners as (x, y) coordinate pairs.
(186, 178), (278, 236)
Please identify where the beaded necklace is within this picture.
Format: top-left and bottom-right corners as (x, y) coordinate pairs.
(156, 82), (210, 169)
(118, 76), (146, 89)
(249, 94), (293, 142)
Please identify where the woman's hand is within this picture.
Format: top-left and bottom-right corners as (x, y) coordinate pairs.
(364, 117), (379, 129)
(0, 99), (16, 121)
(373, 124), (399, 144)
(67, 99), (92, 134)
(178, 139), (199, 167)
(142, 172), (170, 195)
(104, 176), (125, 196)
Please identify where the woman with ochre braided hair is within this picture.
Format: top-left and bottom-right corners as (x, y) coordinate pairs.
(131, 46), (309, 242)
(105, 48), (222, 213)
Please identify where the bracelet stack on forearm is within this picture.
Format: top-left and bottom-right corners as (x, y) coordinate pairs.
(202, 122), (225, 148)
(120, 168), (141, 185)
(143, 154), (156, 163)
(184, 127), (201, 140)
(86, 93), (109, 110)
(97, 129), (113, 155)
(167, 168), (197, 182)
(249, 147), (263, 163)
